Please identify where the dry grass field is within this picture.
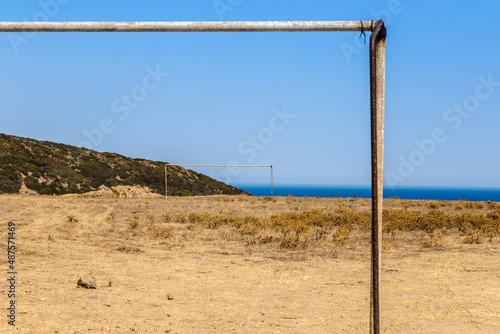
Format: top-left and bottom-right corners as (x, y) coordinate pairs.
(1, 194), (500, 333)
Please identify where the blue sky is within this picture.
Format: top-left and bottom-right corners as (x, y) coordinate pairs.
(0, 1), (499, 188)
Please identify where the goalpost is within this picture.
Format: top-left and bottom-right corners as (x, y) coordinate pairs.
(0, 20), (386, 334)
(165, 163), (273, 198)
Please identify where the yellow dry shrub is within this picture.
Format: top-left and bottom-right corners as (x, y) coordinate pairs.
(383, 210), (452, 233)
(67, 215), (79, 223)
(427, 201), (441, 209)
(331, 209), (371, 231)
(315, 228), (329, 240)
(301, 209), (334, 227)
(453, 214), (488, 233)
(464, 201), (484, 209)
(128, 219), (139, 229)
(463, 232), (482, 244)
(330, 226), (352, 249)
(383, 209), (415, 232)
(262, 196), (277, 203)
(419, 229), (446, 248)
(177, 215), (188, 223)
(486, 200), (498, 209)
(279, 236), (308, 249)
(270, 212), (311, 236)
(187, 213), (234, 229)
(260, 235), (274, 244)
(416, 210), (451, 232)
(233, 216), (266, 235)
(149, 224), (173, 239)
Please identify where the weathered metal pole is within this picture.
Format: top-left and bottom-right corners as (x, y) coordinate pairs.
(165, 164), (168, 199)
(270, 165), (273, 197)
(369, 19), (386, 334)
(0, 21), (373, 32)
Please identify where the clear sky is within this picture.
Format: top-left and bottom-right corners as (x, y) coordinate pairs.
(1, 1), (499, 188)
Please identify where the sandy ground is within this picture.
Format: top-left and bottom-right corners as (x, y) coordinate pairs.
(1, 194), (500, 333)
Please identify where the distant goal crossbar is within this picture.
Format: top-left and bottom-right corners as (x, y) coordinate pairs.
(165, 163), (273, 198)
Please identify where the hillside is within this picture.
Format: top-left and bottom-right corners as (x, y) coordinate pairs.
(0, 133), (248, 196)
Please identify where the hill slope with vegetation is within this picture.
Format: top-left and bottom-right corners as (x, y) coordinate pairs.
(0, 133), (248, 196)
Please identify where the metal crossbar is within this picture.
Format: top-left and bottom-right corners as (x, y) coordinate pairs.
(0, 20), (386, 334)
(0, 20), (374, 32)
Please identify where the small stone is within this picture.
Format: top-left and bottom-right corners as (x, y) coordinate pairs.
(77, 276), (96, 289)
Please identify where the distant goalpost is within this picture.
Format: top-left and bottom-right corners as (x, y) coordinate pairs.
(165, 164), (273, 198)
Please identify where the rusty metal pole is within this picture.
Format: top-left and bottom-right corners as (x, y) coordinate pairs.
(369, 19), (386, 334)
(270, 165), (273, 197)
(0, 21), (373, 32)
(165, 164), (168, 199)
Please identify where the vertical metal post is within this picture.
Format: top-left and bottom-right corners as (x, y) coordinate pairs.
(165, 164), (168, 199)
(369, 19), (386, 334)
(270, 165), (273, 197)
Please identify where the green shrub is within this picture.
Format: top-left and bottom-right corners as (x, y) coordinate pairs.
(104, 178), (119, 187)
(39, 186), (53, 195)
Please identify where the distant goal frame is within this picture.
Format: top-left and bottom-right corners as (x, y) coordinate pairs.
(0, 20), (386, 334)
(165, 164), (273, 198)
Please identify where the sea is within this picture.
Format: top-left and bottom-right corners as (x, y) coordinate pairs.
(233, 184), (500, 202)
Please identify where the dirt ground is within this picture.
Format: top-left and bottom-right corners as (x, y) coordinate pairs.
(1, 194), (499, 333)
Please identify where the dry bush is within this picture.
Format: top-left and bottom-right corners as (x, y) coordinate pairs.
(177, 215), (188, 223)
(463, 232), (482, 244)
(419, 229), (446, 248)
(146, 214), (156, 223)
(270, 211), (312, 236)
(427, 201), (441, 209)
(67, 215), (79, 223)
(464, 202), (484, 209)
(329, 226), (352, 249)
(149, 223), (173, 239)
(279, 236), (308, 249)
(246, 239), (257, 246)
(484, 210), (500, 238)
(486, 200), (498, 209)
(233, 216), (266, 235)
(262, 196), (277, 203)
(188, 213), (233, 229)
(129, 219), (140, 229)
(383, 209), (420, 232)
(260, 235), (275, 244)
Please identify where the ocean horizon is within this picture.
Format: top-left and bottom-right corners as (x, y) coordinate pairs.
(232, 184), (500, 202)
